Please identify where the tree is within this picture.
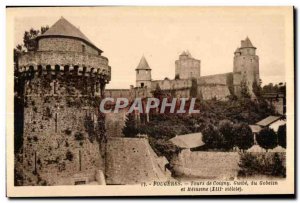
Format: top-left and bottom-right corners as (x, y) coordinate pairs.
(233, 123), (254, 151)
(190, 78), (198, 98)
(202, 124), (225, 149)
(122, 113), (139, 137)
(252, 79), (262, 98)
(14, 26), (49, 63)
(277, 124), (286, 148)
(240, 78), (251, 99)
(256, 127), (277, 151)
(218, 120), (235, 150)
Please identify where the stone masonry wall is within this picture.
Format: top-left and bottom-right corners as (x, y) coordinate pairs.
(105, 137), (172, 185)
(21, 74), (106, 186)
(38, 37), (100, 55)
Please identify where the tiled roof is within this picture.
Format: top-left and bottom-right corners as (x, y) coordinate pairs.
(37, 17), (102, 53)
(169, 132), (204, 149)
(249, 125), (262, 133)
(256, 116), (281, 127)
(136, 56), (151, 70)
(241, 37), (255, 48)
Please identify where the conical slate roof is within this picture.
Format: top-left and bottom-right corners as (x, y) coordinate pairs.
(136, 56), (151, 70)
(241, 37), (256, 48)
(36, 17), (102, 53)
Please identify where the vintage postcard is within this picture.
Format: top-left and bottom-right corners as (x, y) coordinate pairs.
(6, 6), (294, 197)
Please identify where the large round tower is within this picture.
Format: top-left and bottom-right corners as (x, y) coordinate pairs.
(233, 37), (260, 97)
(16, 17), (111, 185)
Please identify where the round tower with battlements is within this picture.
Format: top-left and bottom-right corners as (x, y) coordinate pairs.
(233, 37), (260, 97)
(16, 17), (111, 185)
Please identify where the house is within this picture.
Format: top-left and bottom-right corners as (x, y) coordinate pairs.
(169, 132), (204, 149)
(256, 116), (286, 133)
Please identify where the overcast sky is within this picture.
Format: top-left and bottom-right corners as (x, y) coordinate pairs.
(11, 7), (290, 89)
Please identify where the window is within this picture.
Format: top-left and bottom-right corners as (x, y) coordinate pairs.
(82, 44), (86, 53)
(137, 70), (139, 74)
(141, 82), (144, 87)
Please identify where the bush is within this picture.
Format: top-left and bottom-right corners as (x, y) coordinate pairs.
(233, 123), (254, 151)
(238, 152), (286, 178)
(257, 127), (277, 151)
(277, 124), (286, 148)
(202, 124), (225, 149)
(218, 120), (235, 150)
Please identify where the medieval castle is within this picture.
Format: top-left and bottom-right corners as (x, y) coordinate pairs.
(15, 17), (261, 186)
(106, 36), (260, 101)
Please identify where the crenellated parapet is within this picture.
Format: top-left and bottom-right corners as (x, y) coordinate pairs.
(18, 51), (111, 82)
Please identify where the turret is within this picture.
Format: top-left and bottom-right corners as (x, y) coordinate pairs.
(135, 56), (152, 88)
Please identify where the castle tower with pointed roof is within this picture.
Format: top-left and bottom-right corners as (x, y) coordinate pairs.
(233, 37), (260, 97)
(135, 56), (152, 88)
(16, 17), (111, 185)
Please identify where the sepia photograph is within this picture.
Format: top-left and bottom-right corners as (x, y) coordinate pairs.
(6, 6), (294, 197)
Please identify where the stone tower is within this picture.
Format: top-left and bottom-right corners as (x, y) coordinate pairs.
(175, 51), (200, 79)
(135, 56), (152, 88)
(16, 17), (111, 185)
(233, 37), (259, 97)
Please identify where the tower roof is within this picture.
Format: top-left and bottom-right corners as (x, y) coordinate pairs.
(36, 17), (102, 53)
(240, 37), (256, 49)
(136, 56), (151, 70)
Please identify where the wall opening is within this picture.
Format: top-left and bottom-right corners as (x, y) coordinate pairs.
(141, 82), (144, 87)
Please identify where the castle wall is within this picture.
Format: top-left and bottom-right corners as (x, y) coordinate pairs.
(38, 37), (100, 55)
(197, 73), (233, 100)
(105, 137), (171, 185)
(171, 150), (240, 179)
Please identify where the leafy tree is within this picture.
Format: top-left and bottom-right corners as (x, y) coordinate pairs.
(240, 78), (251, 99)
(202, 124), (225, 149)
(233, 123), (253, 151)
(271, 153), (286, 177)
(252, 79), (262, 98)
(277, 124), (286, 148)
(122, 113), (139, 137)
(218, 120), (235, 150)
(190, 78), (198, 98)
(14, 26), (49, 63)
(257, 127), (277, 151)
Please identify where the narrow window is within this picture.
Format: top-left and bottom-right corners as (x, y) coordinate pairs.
(141, 82), (144, 87)
(55, 113), (58, 133)
(54, 81), (57, 94)
(82, 44), (86, 53)
(79, 150), (82, 171)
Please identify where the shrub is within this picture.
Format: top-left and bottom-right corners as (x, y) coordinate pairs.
(238, 152), (286, 178)
(218, 120), (235, 150)
(202, 124), (225, 149)
(257, 127), (277, 151)
(277, 124), (286, 148)
(233, 123), (254, 151)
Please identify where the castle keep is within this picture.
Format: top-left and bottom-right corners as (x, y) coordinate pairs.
(16, 17), (111, 185)
(106, 37), (260, 100)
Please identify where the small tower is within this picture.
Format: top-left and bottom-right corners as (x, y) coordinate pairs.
(233, 37), (260, 97)
(175, 51), (200, 79)
(135, 56), (152, 88)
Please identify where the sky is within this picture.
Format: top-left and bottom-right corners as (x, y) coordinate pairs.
(10, 7), (291, 89)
